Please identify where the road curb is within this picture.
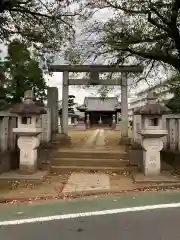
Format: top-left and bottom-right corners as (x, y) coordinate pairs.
(0, 183), (180, 204)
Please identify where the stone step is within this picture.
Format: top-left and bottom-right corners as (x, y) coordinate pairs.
(51, 165), (138, 174)
(53, 150), (128, 160)
(52, 158), (129, 167)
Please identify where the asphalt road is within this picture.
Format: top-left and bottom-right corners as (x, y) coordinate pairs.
(0, 207), (180, 240)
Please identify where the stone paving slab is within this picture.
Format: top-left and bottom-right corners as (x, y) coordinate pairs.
(81, 129), (99, 149)
(62, 173), (110, 193)
(95, 129), (105, 149)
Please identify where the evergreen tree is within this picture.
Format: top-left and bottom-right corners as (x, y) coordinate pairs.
(68, 94), (75, 114)
(0, 39), (47, 108)
(0, 0), (76, 63)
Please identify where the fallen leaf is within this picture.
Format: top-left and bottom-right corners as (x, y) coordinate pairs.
(17, 212), (23, 215)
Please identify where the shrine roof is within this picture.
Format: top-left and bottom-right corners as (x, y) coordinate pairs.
(84, 97), (120, 111)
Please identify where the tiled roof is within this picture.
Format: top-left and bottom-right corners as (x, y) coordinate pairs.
(84, 97), (120, 111)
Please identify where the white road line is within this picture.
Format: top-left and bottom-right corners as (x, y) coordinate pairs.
(1, 202), (180, 226)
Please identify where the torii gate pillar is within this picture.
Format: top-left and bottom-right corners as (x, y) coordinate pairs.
(121, 73), (128, 139)
(61, 71), (69, 135)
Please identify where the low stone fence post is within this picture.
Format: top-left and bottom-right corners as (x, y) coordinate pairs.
(8, 117), (17, 151)
(0, 114), (18, 173)
(41, 109), (51, 143)
(132, 113), (142, 145)
(0, 116), (9, 152)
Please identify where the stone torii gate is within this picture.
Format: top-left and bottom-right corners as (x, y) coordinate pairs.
(48, 64), (143, 140)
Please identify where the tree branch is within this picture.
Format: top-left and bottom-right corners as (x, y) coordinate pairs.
(109, 33), (169, 45)
(104, 0), (170, 34)
(6, 3), (74, 29)
(149, 2), (170, 26)
(9, 7), (57, 20)
(147, 12), (169, 32)
(102, 0), (148, 14)
(122, 47), (180, 70)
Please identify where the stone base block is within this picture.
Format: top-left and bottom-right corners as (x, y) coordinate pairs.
(133, 171), (180, 184)
(18, 164), (37, 175)
(120, 120), (128, 137)
(0, 170), (49, 182)
(143, 150), (161, 176)
(128, 149), (143, 167)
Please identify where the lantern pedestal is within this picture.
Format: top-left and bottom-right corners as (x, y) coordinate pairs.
(13, 129), (42, 174)
(140, 130), (168, 176)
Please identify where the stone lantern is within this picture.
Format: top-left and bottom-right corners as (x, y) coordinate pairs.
(134, 92), (171, 176)
(10, 90), (46, 174)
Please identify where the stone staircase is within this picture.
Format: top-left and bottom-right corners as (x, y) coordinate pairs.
(50, 149), (138, 173)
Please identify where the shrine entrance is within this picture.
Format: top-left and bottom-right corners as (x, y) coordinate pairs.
(89, 111), (115, 128)
(48, 64), (143, 139)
